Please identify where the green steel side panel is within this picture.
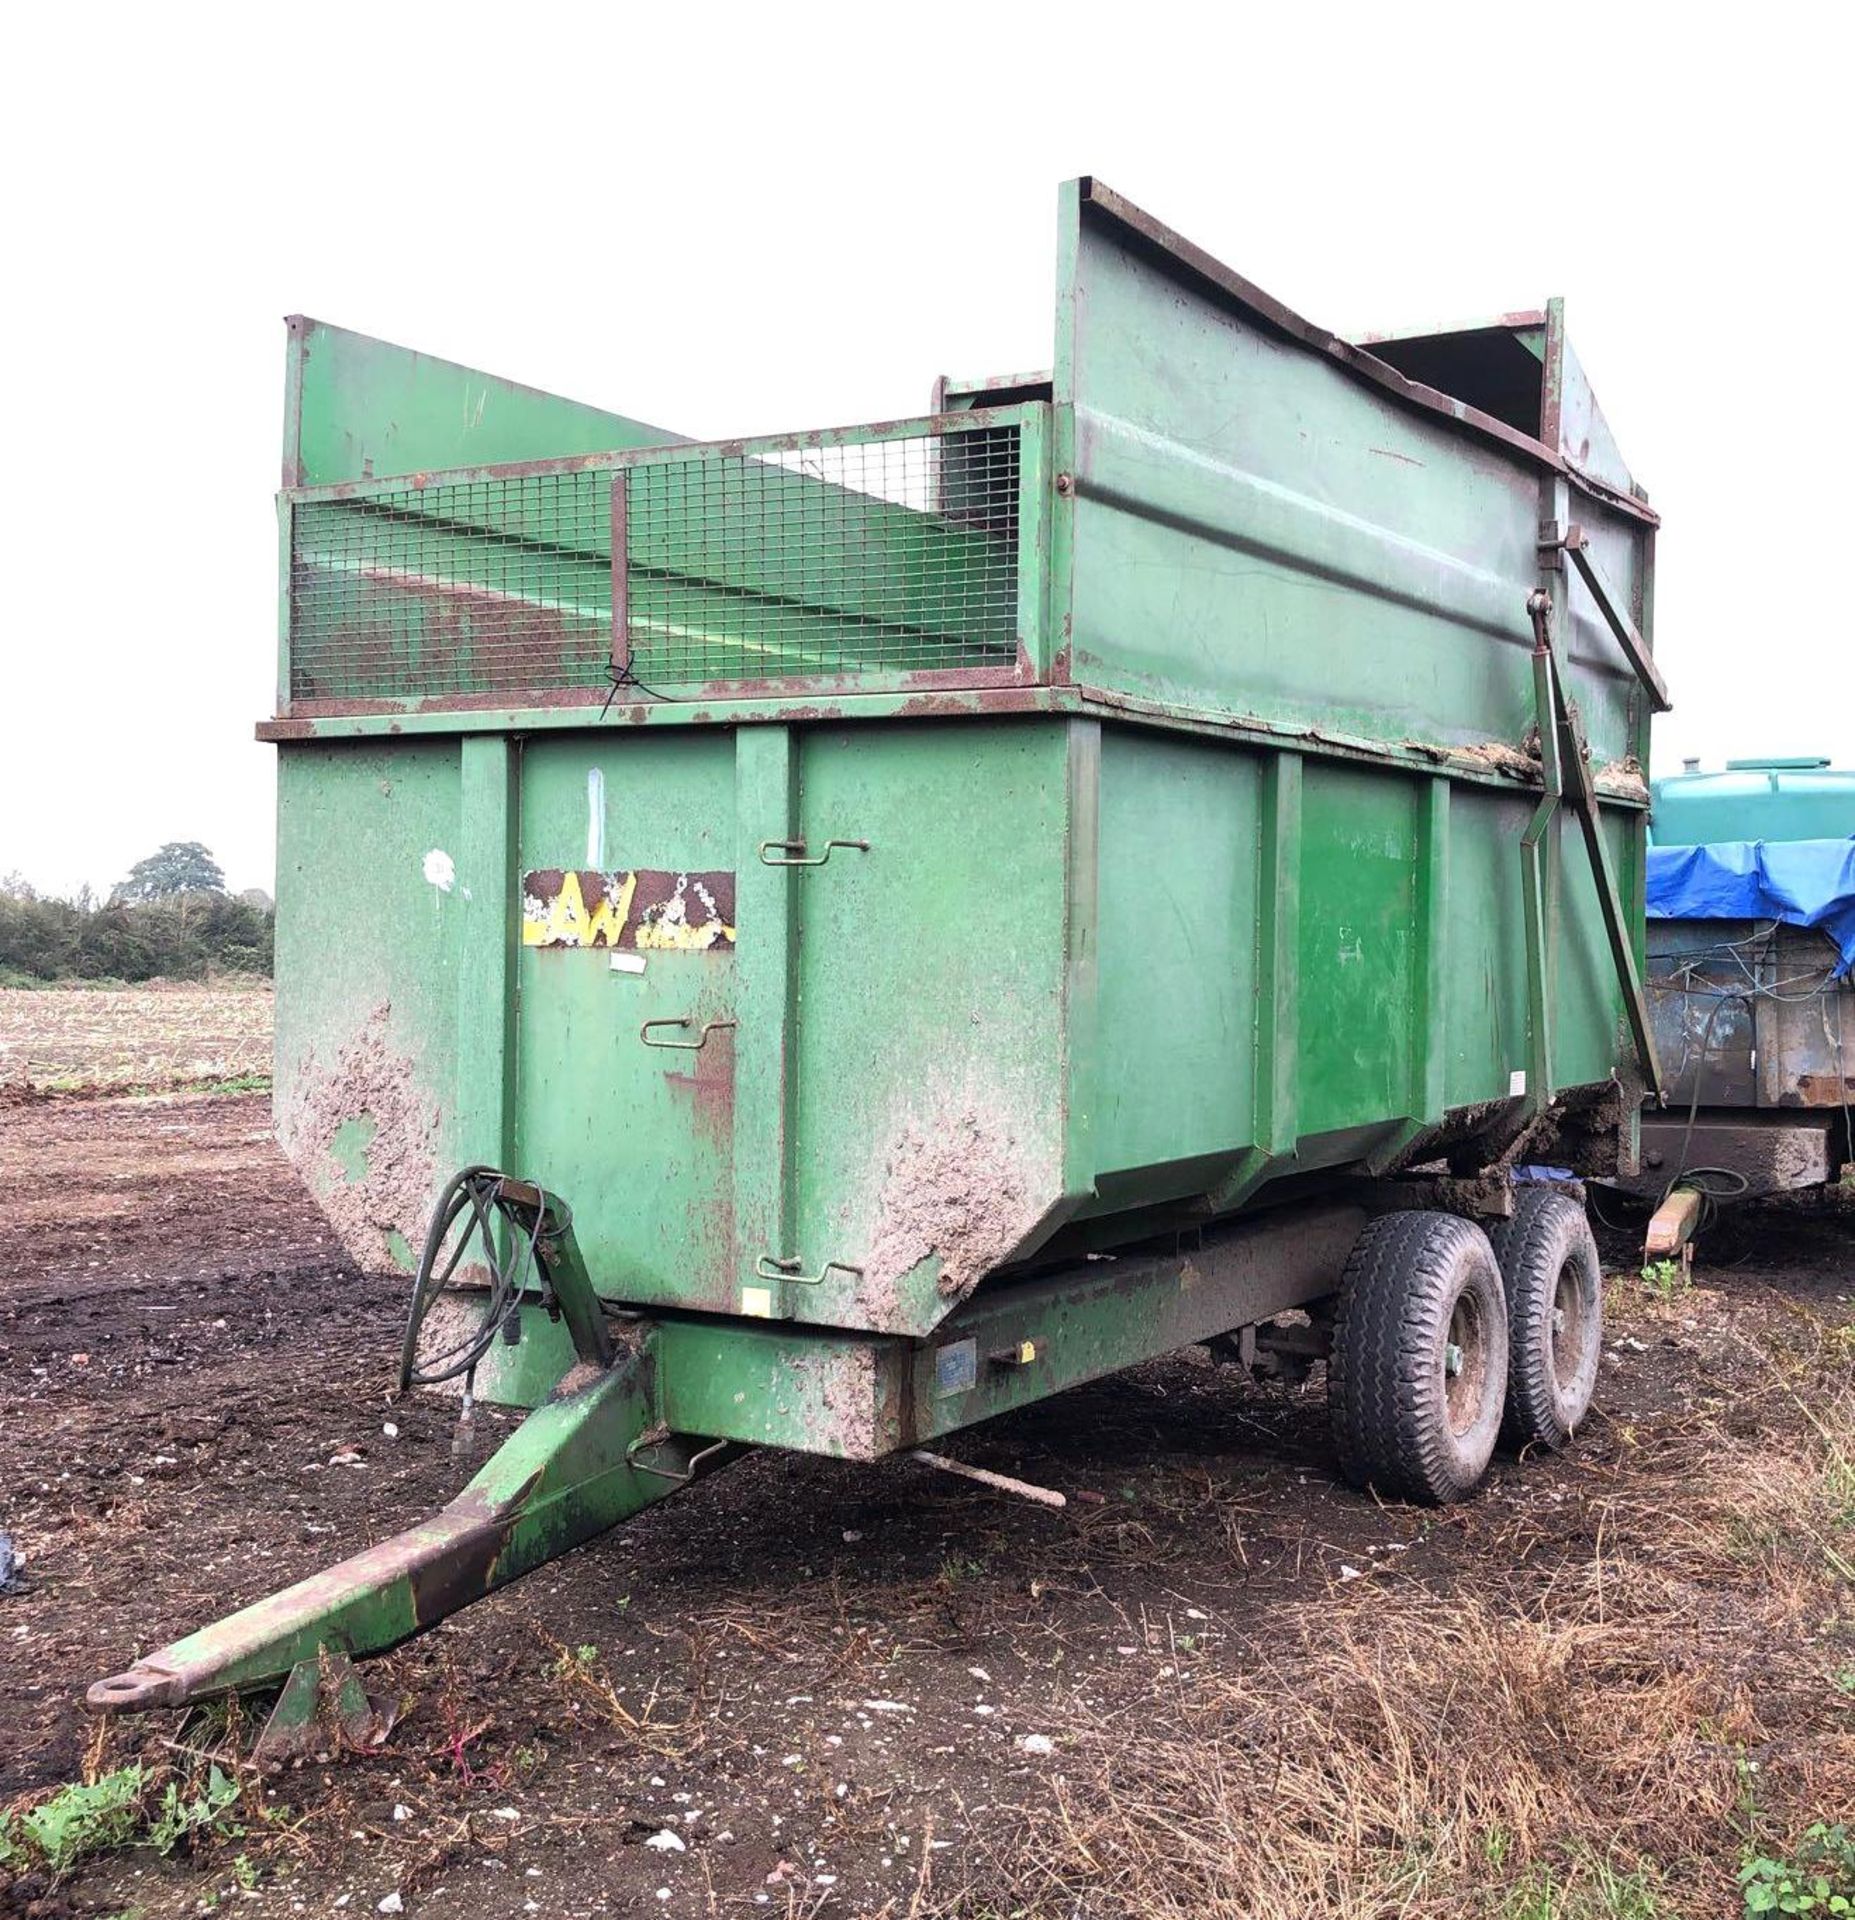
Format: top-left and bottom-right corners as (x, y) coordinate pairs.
(1554, 802), (1644, 1094)
(656, 1318), (900, 1458)
(284, 316), (675, 488)
(1432, 786), (1640, 1110)
(512, 731), (739, 1313)
(1090, 728), (1259, 1191)
(1055, 192), (1647, 772)
(272, 743), (463, 1270)
(779, 720), (1073, 1336)
(1440, 788), (1534, 1110)
(268, 725), (1645, 1325)
(1295, 765), (1419, 1139)
(1087, 731), (1637, 1218)
(1550, 321), (1638, 500)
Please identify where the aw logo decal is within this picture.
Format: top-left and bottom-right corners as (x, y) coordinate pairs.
(520, 869), (736, 952)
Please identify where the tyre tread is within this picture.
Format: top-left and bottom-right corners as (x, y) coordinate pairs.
(1486, 1188), (1602, 1450)
(1330, 1210), (1507, 1504)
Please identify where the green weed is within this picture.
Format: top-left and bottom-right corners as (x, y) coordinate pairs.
(1741, 1824), (1855, 1914)
(1499, 1853), (1664, 1918)
(146, 1765), (241, 1856)
(0, 1760), (244, 1884)
(0, 1766), (144, 1877)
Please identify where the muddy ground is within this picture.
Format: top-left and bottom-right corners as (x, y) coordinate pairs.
(1, 1090), (1851, 1919)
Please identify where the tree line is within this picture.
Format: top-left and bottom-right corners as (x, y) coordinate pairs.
(0, 843), (273, 983)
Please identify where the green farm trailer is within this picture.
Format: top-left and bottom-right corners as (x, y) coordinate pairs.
(90, 179), (1669, 1724)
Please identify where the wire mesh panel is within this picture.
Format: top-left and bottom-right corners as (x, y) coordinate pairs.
(290, 472), (613, 704)
(286, 419), (1024, 705)
(621, 425), (1021, 684)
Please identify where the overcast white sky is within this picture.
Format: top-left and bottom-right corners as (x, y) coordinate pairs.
(3, 5), (1848, 898)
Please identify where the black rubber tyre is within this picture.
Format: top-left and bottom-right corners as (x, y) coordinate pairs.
(1485, 1187), (1603, 1452)
(1329, 1210), (1509, 1504)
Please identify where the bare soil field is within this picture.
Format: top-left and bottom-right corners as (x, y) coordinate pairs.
(0, 1083), (1850, 1920)
(0, 984), (273, 1095)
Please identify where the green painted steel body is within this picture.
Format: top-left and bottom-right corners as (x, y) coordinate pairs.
(87, 179), (1667, 1710)
(267, 181), (1656, 1363)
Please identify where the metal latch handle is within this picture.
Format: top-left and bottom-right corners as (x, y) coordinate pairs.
(754, 1254), (865, 1287)
(625, 1435), (733, 1484)
(639, 1017), (737, 1051)
(758, 838), (870, 868)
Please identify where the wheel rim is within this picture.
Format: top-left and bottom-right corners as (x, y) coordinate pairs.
(1443, 1287), (1490, 1435)
(1550, 1257), (1592, 1393)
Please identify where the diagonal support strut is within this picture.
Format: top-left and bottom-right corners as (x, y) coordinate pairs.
(1523, 589), (1662, 1105)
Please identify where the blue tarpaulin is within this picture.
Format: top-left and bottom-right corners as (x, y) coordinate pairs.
(1646, 837), (1855, 978)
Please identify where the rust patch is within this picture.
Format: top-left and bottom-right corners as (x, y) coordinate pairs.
(894, 688), (1044, 718)
(406, 1487), (525, 1627)
(899, 665), (1030, 692)
(862, 1095), (1042, 1313)
(275, 1003), (439, 1273)
(1794, 1072), (1855, 1107)
(662, 1025), (735, 1142)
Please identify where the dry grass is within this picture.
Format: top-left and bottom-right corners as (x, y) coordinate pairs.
(17, 1347), (1852, 1919)
(5, 1074), (1846, 1920)
(0, 980), (272, 1092)
(952, 1364), (1855, 1920)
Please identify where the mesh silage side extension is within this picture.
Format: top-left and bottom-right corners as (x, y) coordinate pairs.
(288, 424), (1020, 702)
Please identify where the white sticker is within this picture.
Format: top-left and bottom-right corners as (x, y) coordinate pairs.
(1508, 1069), (1528, 1097)
(586, 768), (606, 867)
(609, 951), (647, 975)
(421, 848), (456, 893)
(741, 1286), (774, 1319)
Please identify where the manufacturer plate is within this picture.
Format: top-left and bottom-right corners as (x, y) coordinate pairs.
(934, 1338), (978, 1398)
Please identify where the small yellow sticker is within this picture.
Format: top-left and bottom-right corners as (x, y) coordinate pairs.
(741, 1286), (774, 1319)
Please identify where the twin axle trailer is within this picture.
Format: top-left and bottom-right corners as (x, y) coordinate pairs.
(91, 180), (1669, 1724)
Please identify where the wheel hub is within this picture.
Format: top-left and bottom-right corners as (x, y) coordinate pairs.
(1443, 1291), (1489, 1434)
(1550, 1259), (1589, 1391)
